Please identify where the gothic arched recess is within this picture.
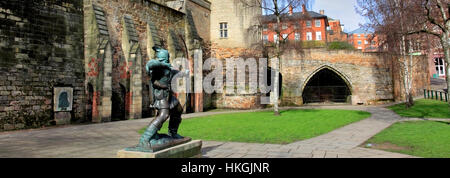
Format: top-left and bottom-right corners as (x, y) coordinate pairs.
(302, 68), (351, 104)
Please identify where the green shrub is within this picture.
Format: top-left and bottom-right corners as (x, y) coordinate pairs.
(327, 41), (355, 50)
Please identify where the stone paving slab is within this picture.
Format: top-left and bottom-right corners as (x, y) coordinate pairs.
(0, 106), (418, 158)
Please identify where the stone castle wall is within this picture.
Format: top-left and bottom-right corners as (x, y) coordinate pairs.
(0, 1), (84, 131)
(207, 44), (265, 109)
(207, 48), (430, 109)
(281, 49), (430, 106)
(0, 0), (198, 131)
(86, 0), (187, 121)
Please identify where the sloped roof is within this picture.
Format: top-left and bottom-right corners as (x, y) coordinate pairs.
(348, 28), (373, 34)
(263, 11), (328, 22)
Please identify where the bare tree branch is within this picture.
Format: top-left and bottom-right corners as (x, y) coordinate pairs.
(407, 29), (441, 38)
(425, 0), (446, 32)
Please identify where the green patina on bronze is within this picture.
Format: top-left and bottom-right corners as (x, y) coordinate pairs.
(125, 47), (190, 153)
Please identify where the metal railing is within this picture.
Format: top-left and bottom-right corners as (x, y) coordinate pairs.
(424, 89), (448, 102)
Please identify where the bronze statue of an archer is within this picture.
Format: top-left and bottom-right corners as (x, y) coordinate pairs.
(126, 46), (190, 153)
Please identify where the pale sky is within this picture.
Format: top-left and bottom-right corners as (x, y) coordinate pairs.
(311, 0), (366, 32)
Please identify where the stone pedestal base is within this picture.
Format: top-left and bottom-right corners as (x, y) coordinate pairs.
(54, 112), (71, 125)
(117, 140), (202, 158)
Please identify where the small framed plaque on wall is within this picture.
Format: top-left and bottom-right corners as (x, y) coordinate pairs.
(54, 87), (74, 112)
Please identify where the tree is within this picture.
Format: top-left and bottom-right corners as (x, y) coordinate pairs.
(357, 0), (450, 107)
(240, 0), (313, 115)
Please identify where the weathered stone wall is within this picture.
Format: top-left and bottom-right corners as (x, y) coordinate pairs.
(0, 1), (84, 131)
(210, 0), (261, 48)
(279, 49), (430, 106)
(391, 54), (430, 101)
(207, 44), (265, 109)
(89, 0), (187, 119)
(185, 0), (211, 42)
(208, 48), (430, 109)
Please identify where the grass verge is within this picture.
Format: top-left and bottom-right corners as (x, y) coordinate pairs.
(364, 121), (450, 158)
(139, 109), (371, 144)
(388, 99), (450, 118)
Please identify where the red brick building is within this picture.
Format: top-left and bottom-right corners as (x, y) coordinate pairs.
(347, 28), (380, 52)
(327, 18), (348, 42)
(262, 5), (329, 43)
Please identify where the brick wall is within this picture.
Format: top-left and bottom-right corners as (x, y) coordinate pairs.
(0, 1), (84, 131)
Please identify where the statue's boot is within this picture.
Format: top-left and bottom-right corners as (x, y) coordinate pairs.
(139, 124), (160, 145)
(168, 103), (184, 139)
(125, 123), (160, 152)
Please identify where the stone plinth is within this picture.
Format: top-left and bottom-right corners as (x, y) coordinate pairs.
(117, 140), (202, 158)
(54, 112), (71, 125)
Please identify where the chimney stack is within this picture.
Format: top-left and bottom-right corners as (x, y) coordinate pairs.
(302, 4), (307, 14)
(320, 10), (324, 15)
(289, 5), (293, 15)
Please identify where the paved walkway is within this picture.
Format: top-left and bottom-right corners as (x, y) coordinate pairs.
(0, 106), (417, 158)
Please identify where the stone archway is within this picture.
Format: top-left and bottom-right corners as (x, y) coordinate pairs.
(302, 66), (352, 104)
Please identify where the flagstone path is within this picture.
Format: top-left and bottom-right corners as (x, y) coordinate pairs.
(0, 105), (417, 158)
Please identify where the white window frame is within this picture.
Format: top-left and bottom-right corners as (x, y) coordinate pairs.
(282, 23), (288, 30)
(315, 31), (322, 41)
(263, 35), (269, 43)
(220, 22), (228, 38)
(282, 34), (288, 41)
(306, 32), (312, 41)
(315, 20), (321, 27)
(295, 33), (300, 41)
(274, 34), (279, 43)
(365, 40), (368, 44)
(435, 57), (446, 76)
(306, 21), (312, 27)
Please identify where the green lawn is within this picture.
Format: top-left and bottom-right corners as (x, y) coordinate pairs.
(364, 121), (450, 158)
(139, 109), (371, 144)
(388, 99), (450, 118)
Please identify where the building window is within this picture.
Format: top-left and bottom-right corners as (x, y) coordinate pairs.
(282, 34), (288, 41)
(282, 23), (288, 30)
(435, 58), (446, 76)
(273, 24), (278, 30)
(274, 34), (279, 43)
(295, 33), (300, 41)
(357, 34), (361, 37)
(306, 32), (312, 41)
(358, 40), (362, 45)
(294, 23), (300, 29)
(316, 31), (322, 40)
(263, 24), (268, 31)
(220, 22), (228, 38)
(365, 40), (368, 44)
(315, 20), (321, 27)
(306, 21), (312, 27)
(263, 35), (269, 43)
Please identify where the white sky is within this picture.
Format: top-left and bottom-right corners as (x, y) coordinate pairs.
(311, 0), (367, 32)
